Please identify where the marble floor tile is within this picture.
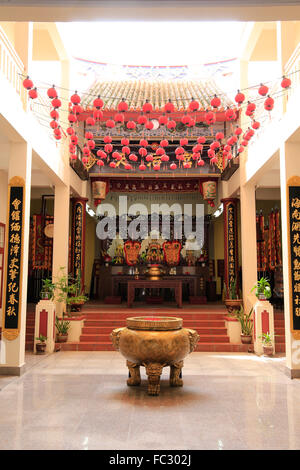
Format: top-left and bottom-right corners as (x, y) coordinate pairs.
(0, 351), (299, 450)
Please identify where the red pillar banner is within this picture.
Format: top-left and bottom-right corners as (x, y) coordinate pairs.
(221, 198), (239, 297)
(71, 198), (88, 293)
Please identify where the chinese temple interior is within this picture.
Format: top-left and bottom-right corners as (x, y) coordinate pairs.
(1, 0), (300, 452)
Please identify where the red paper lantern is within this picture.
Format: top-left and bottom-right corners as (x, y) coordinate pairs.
(23, 76), (33, 90)
(215, 132), (224, 141)
(125, 164), (132, 170)
(238, 146), (244, 153)
(110, 162), (116, 168)
(104, 136), (112, 143)
(181, 114), (191, 126)
(210, 141), (220, 150)
(183, 162), (191, 169)
(252, 120), (260, 130)
(234, 126), (242, 136)
(138, 114), (148, 125)
(170, 163), (177, 170)
(264, 96), (274, 111)
(50, 109), (59, 120)
(235, 90), (245, 105)
(205, 111), (216, 125)
(208, 149), (215, 158)
(106, 119), (115, 128)
(112, 151), (122, 160)
(71, 134), (79, 145)
(93, 96), (103, 109)
(69, 144), (76, 153)
(122, 146), (130, 155)
(153, 164), (161, 171)
(82, 157), (89, 165)
(189, 99), (199, 112)
(86, 117), (96, 126)
(97, 159), (104, 167)
(50, 120), (58, 129)
(68, 113), (77, 123)
(167, 120), (176, 130)
(121, 138), (130, 146)
(192, 152), (200, 160)
(97, 150), (107, 159)
(54, 127), (61, 136)
(139, 147), (147, 157)
(85, 131), (93, 140)
(139, 139), (148, 147)
(118, 99), (128, 112)
(281, 76), (291, 89)
(156, 147), (165, 156)
(139, 163), (146, 171)
(158, 114), (168, 126)
(29, 88), (38, 99)
(114, 113), (124, 123)
(67, 127), (74, 135)
(70, 154), (77, 160)
(88, 140), (95, 149)
(93, 109), (103, 121)
(180, 138), (188, 146)
(192, 144), (202, 153)
(145, 121), (154, 130)
(258, 84), (269, 96)
(210, 156), (218, 164)
(52, 98), (62, 108)
(176, 154), (185, 161)
(164, 100), (175, 113)
(142, 101), (153, 113)
(161, 154), (169, 162)
(241, 140), (248, 146)
(187, 118), (196, 127)
(160, 139), (169, 147)
(197, 136), (206, 144)
(175, 147), (184, 155)
(127, 120), (136, 130)
(104, 143), (113, 153)
(224, 144), (231, 152)
(71, 92), (81, 105)
(246, 102), (256, 116)
(146, 155), (153, 162)
(129, 153), (138, 162)
(47, 86), (57, 99)
(210, 95), (221, 109)
(197, 159), (205, 166)
(82, 146), (90, 157)
(225, 108), (236, 121)
(226, 153), (233, 160)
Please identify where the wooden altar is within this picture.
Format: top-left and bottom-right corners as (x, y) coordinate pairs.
(127, 279), (183, 308)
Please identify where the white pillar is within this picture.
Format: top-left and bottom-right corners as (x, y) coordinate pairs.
(240, 183), (258, 310)
(0, 142), (32, 375)
(0, 169), (8, 325)
(52, 183), (70, 315)
(280, 142), (300, 377)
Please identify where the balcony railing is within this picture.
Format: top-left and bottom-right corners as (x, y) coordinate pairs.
(0, 25), (27, 110)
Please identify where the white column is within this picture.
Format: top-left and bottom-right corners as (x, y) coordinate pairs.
(0, 142), (32, 375)
(280, 142), (300, 377)
(52, 183), (70, 315)
(240, 183), (258, 309)
(0, 170), (8, 325)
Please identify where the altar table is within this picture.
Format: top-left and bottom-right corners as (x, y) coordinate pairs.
(127, 279), (182, 308)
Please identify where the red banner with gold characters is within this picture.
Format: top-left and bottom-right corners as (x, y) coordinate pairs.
(162, 241), (181, 266)
(124, 240), (141, 266)
(2, 177), (25, 341)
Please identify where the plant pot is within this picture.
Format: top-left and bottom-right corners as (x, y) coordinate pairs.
(241, 334), (252, 344)
(36, 342), (46, 354)
(41, 292), (50, 300)
(56, 334), (68, 343)
(257, 293), (267, 300)
(225, 298), (243, 314)
(71, 302), (84, 313)
(263, 345), (273, 356)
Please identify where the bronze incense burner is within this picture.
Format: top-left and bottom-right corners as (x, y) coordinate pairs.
(111, 316), (199, 396)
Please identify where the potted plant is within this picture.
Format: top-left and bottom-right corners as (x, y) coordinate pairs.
(55, 315), (70, 343)
(259, 332), (274, 356)
(40, 278), (56, 301)
(224, 279), (243, 313)
(55, 267), (88, 316)
(235, 306), (253, 344)
(35, 334), (47, 354)
(251, 277), (272, 300)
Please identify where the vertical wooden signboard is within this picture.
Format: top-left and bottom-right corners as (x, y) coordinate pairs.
(222, 198), (239, 295)
(2, 177), (25, 341)
(287, 177), (300, 339)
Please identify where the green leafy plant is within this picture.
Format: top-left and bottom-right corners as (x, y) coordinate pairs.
(40, 278), (56, 300)
(259, 332), (275, 345)
(35, 334), (47, 343)
(55, 316), (70, 335)
(54, 268), (88, 314)
(235, 306), (253, 335)
(251, 277), (272, 299)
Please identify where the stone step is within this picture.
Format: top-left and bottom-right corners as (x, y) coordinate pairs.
(83, 319), (226, 328)
(81, 326), (228, 335)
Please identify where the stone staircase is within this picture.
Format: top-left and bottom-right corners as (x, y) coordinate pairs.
(58, 303), (252, 352)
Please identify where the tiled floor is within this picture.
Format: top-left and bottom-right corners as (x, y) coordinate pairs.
(0, 351), (300, 450)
